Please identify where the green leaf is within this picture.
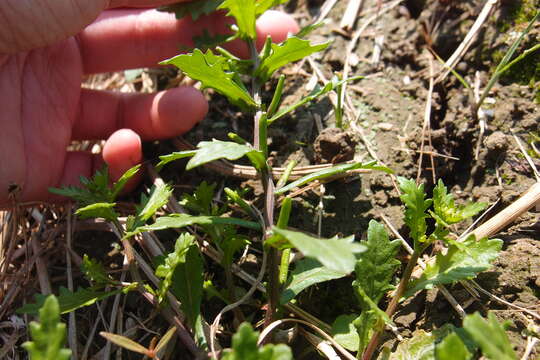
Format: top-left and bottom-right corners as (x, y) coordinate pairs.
(22, 295), (72, 360)
(353, 220), (401, 352)
(159, 0), (223, 20)
(49, 165), (140, 206)
(155, 233), (195, 303)
(355, 221), (401, 303)
(170, 245), (206, 346)
(193, 29), (232, 50)
(256, 37), (329, 82)
(275, 160), (391, 195)
(388, 330), (436, 360)
(254, 0), (288, 15)
(222, 322), (293, 360)
(219, 0), (256, 40)
(435, 332), (472, 360)
(398, 177), (433, 246)
(156, 150), (197, 170)
(161, 49), (256, 108)
(463, 312), (517, 360)
(280, 258), (347, 304)
(271, 227), (365, 274)
(124, 213), (261, 238)
(432, 179), (487, 226)
(405, 236), (502, 297)
(81, 255), (113, 287)
(331, 314), (360, 352)
(269, 75), (365, 123)
(17, 286), (132, 316)
(111, 164), (141, 199)
(75, 202), (118, 222)
(182, 181), (218, 215)
(187, 139), (265, 170)
(137, 183), (173, 222)
(296, 22), (325, 38)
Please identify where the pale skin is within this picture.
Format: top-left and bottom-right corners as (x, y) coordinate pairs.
(0, 0), (299, 208)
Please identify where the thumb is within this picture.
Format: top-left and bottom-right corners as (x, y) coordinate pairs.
(0, 0), (185, 54)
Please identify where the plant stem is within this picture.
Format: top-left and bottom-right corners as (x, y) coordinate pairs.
(362, 250), (421, 360)
(248, 39), (280, 328)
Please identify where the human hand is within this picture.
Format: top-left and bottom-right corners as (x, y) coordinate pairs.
(0, 0), (298, 208)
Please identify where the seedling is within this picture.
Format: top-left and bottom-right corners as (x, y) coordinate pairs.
(27, 1), (512, 359)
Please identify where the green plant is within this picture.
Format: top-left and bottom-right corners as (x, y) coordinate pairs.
(25, 1), (514, 359)
(22, 295), (71, 360)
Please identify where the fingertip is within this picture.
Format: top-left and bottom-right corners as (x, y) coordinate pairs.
(256, 10), (299, 48)
(151, 87), (208, 139)
(103, 129), (143, 185)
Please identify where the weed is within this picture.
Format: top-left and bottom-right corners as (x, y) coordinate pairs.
(20, 1), (519, 359)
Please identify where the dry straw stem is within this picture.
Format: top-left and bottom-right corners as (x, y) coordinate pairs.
(416, 53), (437, 184)
(468, 182), (540, 241)
(340, 0), (363, 30)
(436, 0), (499, 82)
(315, 0), (339, 23)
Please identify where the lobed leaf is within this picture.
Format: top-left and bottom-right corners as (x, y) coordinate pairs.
(221, 322), (293, 360)
(17, 286), (133, 316)
(159, 0), (223, 20)
(255, 0), (288, 15)
(432, 179), (487, 226)
(271, 227), (365, 274)
(280, 258), (348, 304)
(155, 233), (194, 303)
(256, 37), (330, 82)
(405, 236), (502, 297)
(219, 0), (257, 40)
(161, 49), (256, 108)
(463, 312), (517, 360)
(49, 165), (140, 208)
(81, 255), (113, 287)
(124, 213), (261, 239)
(398, 177), (432, 246)
(182, 181), (218, 215)
(353, 220), (401, 352)
(22, 295), (72, 360)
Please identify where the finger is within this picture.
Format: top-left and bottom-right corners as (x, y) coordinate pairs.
(78, 9), (299, 74)
(102, 129), (143, 193)
(56, 129), (142, 200)
(0, 0), (182, 54)
(73, 86), (208, 141)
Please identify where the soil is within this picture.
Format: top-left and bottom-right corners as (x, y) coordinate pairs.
(2, 0), (539, 359)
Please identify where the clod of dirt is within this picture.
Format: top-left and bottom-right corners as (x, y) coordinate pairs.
(484, 131), (509, 160)
(313, 128), (358, 164)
